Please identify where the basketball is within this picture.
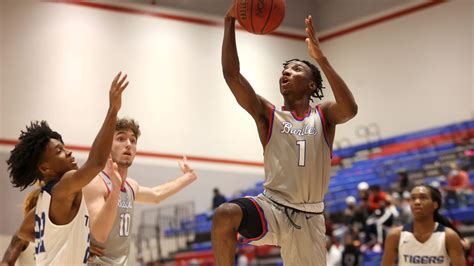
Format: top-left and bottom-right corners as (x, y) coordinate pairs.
(235, 0), (286, 35)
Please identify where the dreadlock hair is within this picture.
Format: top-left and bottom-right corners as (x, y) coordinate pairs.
(116, 117), (141, 139)
(7, 121), (63, 190)
(283, 59), (324, 101)
(415, 184), (463, 239)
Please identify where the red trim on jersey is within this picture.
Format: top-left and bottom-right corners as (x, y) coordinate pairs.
(101, 171), (135, 198)
(125, 180), (136, 200)
(99, 172), (111, 194)
(316, 104), (332, 156)
(282, 106), (312, 121)
(265, 105), (276, 144)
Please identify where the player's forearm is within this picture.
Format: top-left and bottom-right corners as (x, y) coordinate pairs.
(54, 108), (119, 195)
(1, 235), (28, 265)
(85, 108), (119, 172)
(91, 190), (120, 243)
(150, 173), (196, 204)
(450, 256), (466, 266)
(381, 258), (394, 266)
(222, 16), (240, 77)
(316, 57), (358, 120)
(66, 108), (118, 192)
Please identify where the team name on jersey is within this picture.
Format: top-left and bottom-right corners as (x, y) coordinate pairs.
(118, 196), (132, 209)
(403, 255), (445, 264)
(280, 121), (317, 136)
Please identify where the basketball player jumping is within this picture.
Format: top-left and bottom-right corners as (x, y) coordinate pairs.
(84, 117), (197, 265)
(382, 185), (466, 266)
(5, 72), (128, 265)
(212, 4), (358, 266)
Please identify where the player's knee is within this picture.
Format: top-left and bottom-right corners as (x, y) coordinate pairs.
(212, 203), (242, 229)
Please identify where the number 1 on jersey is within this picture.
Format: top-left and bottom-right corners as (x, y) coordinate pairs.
(296, 140), (306, 167)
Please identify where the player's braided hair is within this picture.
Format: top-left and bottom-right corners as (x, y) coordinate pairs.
(415, 184), (463, 239)
(283, 59), (324, 101)
(7, 121), (63, 190)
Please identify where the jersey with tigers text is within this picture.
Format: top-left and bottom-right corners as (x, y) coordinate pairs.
(398, 223), (450, 266)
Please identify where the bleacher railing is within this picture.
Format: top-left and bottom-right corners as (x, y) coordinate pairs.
(136, 201), (195, 264)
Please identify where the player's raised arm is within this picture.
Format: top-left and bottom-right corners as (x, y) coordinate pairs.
(133, 156), (197, 204)
(222, 3), (271, 120)
(84, 158), (125, 243)
(305, 15), (358, 125)
(54, 73), (129, 197)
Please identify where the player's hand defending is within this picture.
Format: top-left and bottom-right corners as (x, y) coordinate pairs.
(109, 72), (129, 112)
(305, 15), (324, 60)
(104, 157), (125, 192)
(178, 156), (197, 181)
(88, 243), (105, 260)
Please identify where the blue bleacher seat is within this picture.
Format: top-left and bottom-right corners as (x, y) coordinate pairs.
(191, 241), (212, 251)
(195, 213), (208, 223)
(363, 250), (383, 265)
(444, 206), (474, 222)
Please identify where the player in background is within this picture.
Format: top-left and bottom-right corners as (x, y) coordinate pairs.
(85, 117), (197, 265)
(382, 185), (466, 266)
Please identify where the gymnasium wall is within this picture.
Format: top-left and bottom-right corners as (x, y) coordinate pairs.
(0, 0), (472, 241)
(0, 0), (3, 136)
(320, 0), (473, 138)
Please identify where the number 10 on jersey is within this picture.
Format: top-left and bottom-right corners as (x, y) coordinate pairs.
(119, 213), (131, 237)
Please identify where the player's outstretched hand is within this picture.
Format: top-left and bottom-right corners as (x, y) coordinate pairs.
(305, 15), (324, 60)
(178, 156), (197, 181)
(109, 72), (129, 112)
(104, 156), (125, 191)
(88, 243), (105, 259)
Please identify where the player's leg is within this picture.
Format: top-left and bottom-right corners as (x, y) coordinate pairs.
(279, 211), (326, 265)
(211, 202), (242, 266)
(212, 196), (273, 265)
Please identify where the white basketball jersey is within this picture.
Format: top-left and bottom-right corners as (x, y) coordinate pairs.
(34, 181), (90, 265)
(263, 105), (331, 213)
(398, 223), (450, 266)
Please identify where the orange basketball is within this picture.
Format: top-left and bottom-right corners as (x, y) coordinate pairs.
(235, 0), (286, 35)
